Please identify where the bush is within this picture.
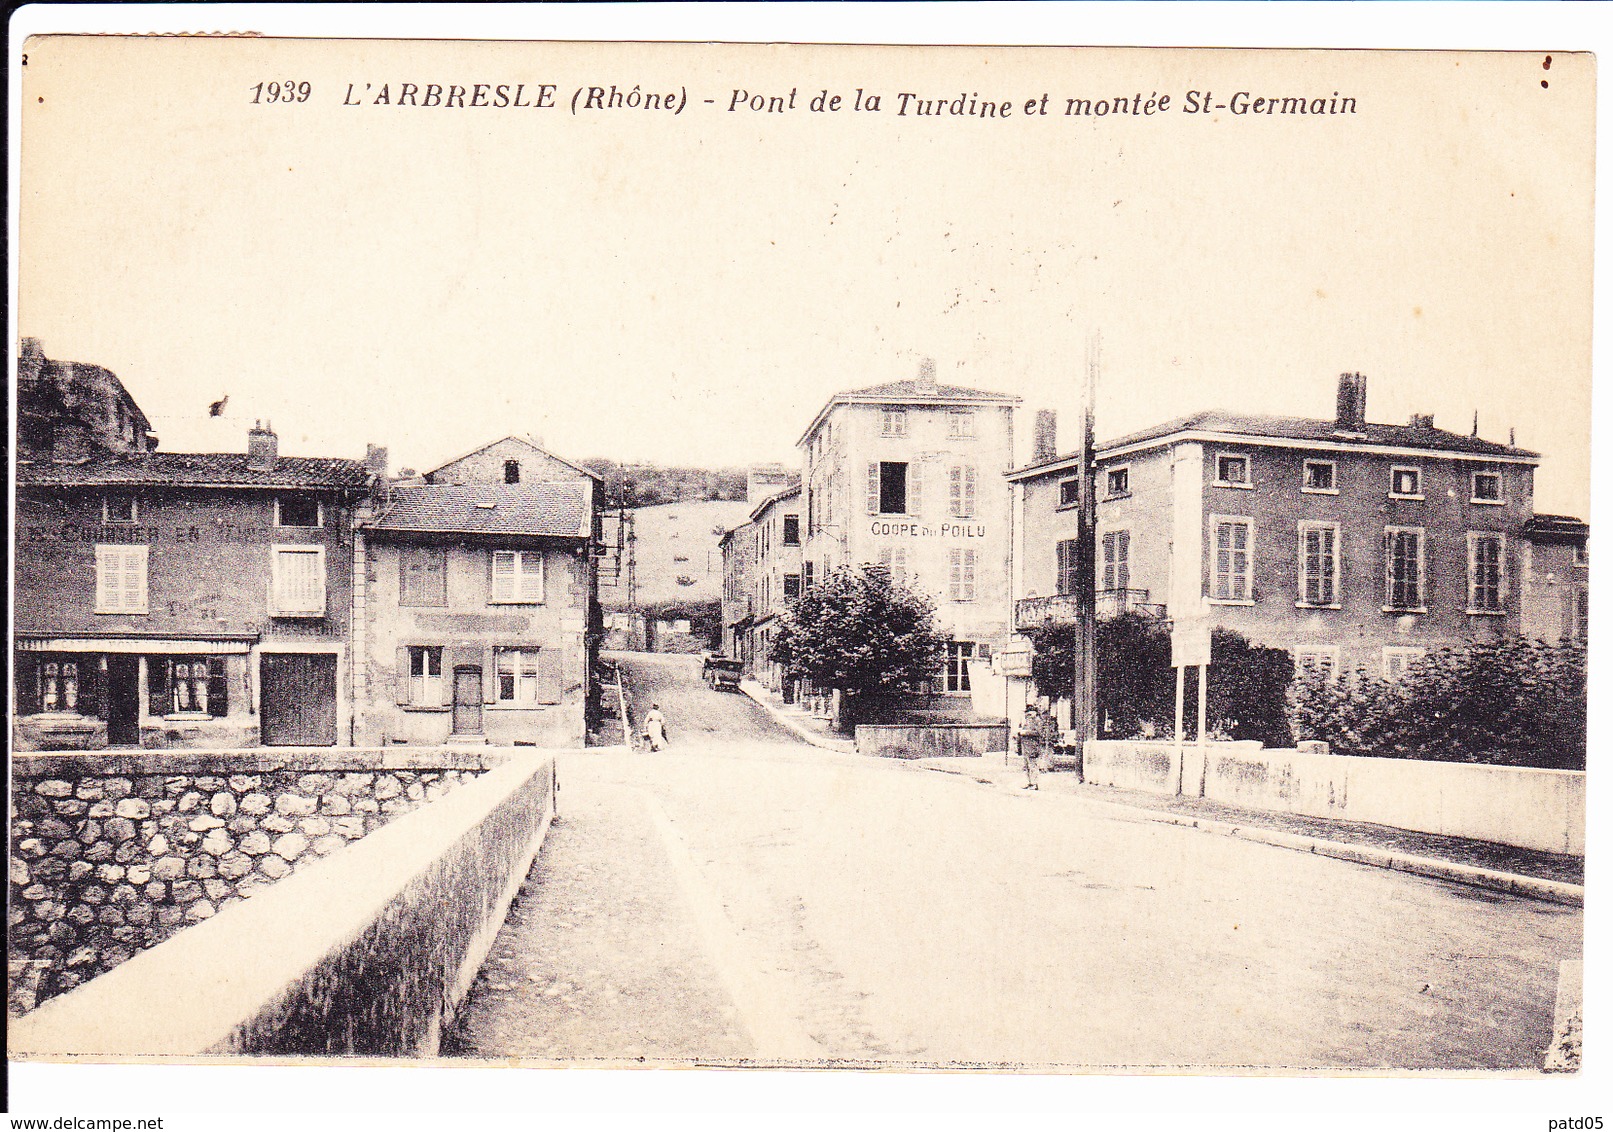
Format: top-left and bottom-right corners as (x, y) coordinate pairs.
(1287, 638), (1586, 769)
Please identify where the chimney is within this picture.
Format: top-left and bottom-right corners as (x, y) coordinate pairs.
(1408, 413), (1435, 431)
(247, 420), (278, 471)
(916, 356), (938, 392)
(1033, 409), (1058, 463)
(1335, 372), (1367, 429)
(365, 443), (389, 478)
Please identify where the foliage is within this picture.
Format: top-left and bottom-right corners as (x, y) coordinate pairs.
(638, 598), (723, 648)
(581, 459), (751, 507)
(1289, 638), (1586, 769)
(769, 565), (947, 700)
(1031, 614), (1292, 746)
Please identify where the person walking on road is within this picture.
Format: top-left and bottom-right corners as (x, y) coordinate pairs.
(1017, 700), (1055, 790)
(643, 703), (668, 752)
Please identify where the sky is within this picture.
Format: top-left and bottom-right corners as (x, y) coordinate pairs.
(15, 28), (1594, 515)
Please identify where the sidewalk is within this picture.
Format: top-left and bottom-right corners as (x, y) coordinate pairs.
(738, 680), (856, 753)
(912, 754), (1584, 904)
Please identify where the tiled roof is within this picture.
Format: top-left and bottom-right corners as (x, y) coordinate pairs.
(1011, 409), (1538, 476)
(16, 452), (372, 489)
(1522, 514), (1589, 540)
(371, 483), (590, 539)
(837, 379), (1019, 402)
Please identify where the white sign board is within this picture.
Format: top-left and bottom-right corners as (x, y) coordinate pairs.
(1171, 624), (1212, 668)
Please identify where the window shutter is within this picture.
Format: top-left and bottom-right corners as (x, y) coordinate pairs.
(950, 466), (962, 517)
(520, 553), (545, 602)
(867, 463), (880, 514)
(148, 658), (169, 718)
(395, 646), (412, 705)
(1117, 530), (1130, 591)
(949, 548), (962, 601)
(15, 656), (41, 715)
(909, 461), (922, 516)
(535, 648), (563, 704)
(207, 657), (228, 717)
(965, 549), (977, 601)
(964, 465), (976, 518)
(482, 646), (497, 703)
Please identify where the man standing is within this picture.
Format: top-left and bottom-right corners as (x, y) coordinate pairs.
(1017, 700), (1054, 790)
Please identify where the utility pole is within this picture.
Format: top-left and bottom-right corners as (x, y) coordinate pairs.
(1076, 333), (1099, 743)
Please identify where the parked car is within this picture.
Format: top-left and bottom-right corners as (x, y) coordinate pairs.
(704, 658), (744, 692)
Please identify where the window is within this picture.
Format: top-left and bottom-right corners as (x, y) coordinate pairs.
(271, 546), (326, 616)
(40, 658), (82, 713)
(1574, 541), (1589, 567)
(1382, 646), (1427, 683)
(949, 464), (977, 518)
(878, 547), (908, 586)
(1056, 539), (1080, 596)
(943, 642), (976, 694)
(1468, 532), (1506, 613)
(504, 459), (521, 484)
(1295, 646), (1340, 683)
(160, 657), (226, 717)
(1302, 460), (1336, 494)
(783, 573), (801, 600)
(95, 545), (149, 614)
(1211, 518), (1253, 602)
(103, 494), (138, 524)
(868, 461), (912, 515)
(496, 648), (541, 702)
(782, 516), (800, 546)
(880, 408), (908, 437)
(1059, 477), (1080, 508)
(804, 561), (815, 591)
(949, 548), (977, 602)
(1215, 453), (1251, 488)
(1102, 530), (1131, 592)
(411, 646), (443, 706)
(947, 411), (976, 439)
(1382, 527), (1425, 611)
(1298, 522), (1340, 607)
(491, 550), (544, 603)
(275, 497), (322, 528)
(1105, 467), (1130, 498)
(1389, 466), (1422, 499)
(1471, 470), (1503, 503)
(399, 546), (447, 607)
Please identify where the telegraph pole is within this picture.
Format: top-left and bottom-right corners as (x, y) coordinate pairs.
(1077, 334), (1099, 743)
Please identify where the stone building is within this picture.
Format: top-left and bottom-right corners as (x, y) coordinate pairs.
(719, 519), (759, 660)
(16, 337), (156, 462)
(798, 360), (1021, 695)
(1520, 514), (1590, 645)
(1008, 372), (1557, 684)
(735, 486), (801, 688)
(352, 439), (600, 747)
(15, 421), (377, 749)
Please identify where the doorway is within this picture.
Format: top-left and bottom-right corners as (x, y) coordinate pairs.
(260, 653), (338, 746)
(106, 655), (140, 746)
(452, 667), (483, 735)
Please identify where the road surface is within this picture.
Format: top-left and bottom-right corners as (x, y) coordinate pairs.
(447, 652), (1580, 1071)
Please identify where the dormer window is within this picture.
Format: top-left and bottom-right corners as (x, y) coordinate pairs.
(1215, 453), (1251, 488)
(504, 459), (521, 484)
(103, 494), (138, 524)
(1389, 466), (1423, 499)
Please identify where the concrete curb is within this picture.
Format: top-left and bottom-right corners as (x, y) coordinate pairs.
(914, 760), (1584, 908)
(737, 682), (856, 753)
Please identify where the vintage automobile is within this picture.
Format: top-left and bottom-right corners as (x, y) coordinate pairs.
(703, 657), (745, 692)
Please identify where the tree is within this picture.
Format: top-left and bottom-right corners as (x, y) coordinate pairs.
(769, 564), (947, 729)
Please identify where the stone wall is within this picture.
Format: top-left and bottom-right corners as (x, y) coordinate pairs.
(9, 749), (500, 1015)
(854, 722), (1010, 759)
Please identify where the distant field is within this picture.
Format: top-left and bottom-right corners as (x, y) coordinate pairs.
(603, 499), (753, 608)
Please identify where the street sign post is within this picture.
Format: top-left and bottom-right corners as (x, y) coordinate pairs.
(1171, 621), (1212, 795)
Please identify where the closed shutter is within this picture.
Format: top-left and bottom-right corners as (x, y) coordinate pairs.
(482, 645), (498, 703)
(206, 657), (228, 717)
(1116, 530), (1130, 591)
(15, 656), (40, 715)
(395, 646), (412, 705)
(534, 648), (563, 704)
(949, 549), (962, 601)
(950, 466), (962, 517)
(491, 551), (516, 602)
(867, 463), (880, 514)
(909, 461), (922, 517)
(518, 553), (545, 602)
(148, 658), (170, 718)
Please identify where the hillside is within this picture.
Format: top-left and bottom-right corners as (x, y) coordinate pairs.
(579, 459), (748, 508)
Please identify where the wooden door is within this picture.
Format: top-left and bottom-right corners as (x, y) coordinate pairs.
(260, 653), (338, 746)
(107, 655), (140, 746)
(452, 667), (483, 735)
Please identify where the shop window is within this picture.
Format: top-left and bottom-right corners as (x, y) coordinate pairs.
(149, 657), (226, 717)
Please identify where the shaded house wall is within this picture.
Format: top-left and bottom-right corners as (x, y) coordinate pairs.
(357, 537), (590, 748)
(720, 521), (758, 659)
(426, 439), (594, 491)
(1522, 539), (1589, 645)
(14, 487), (356, 750)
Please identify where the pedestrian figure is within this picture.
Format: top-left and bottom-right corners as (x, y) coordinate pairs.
(643, 703), (668, 751)
(1017, 700), (1055, 790)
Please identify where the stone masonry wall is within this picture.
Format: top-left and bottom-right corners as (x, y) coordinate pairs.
(9, 749), (501, 1015)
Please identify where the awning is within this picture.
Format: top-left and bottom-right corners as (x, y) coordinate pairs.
(17, 638), (253, 655)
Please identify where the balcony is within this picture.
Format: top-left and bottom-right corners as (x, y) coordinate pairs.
(1014, 589), (1166, 629)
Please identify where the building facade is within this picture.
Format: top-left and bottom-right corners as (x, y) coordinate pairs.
(1520, 514), (1590, 645)
(739, 486), (801, 688)
(15, 424), (376, 750)
(719, 520), (759, 659)
(353, 438), (601, 748)
(1009, 372), (1558, 684)
(799, 361), (1021, 694)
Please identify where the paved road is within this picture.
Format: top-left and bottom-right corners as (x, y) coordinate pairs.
(447, 652), (1581, 1071)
